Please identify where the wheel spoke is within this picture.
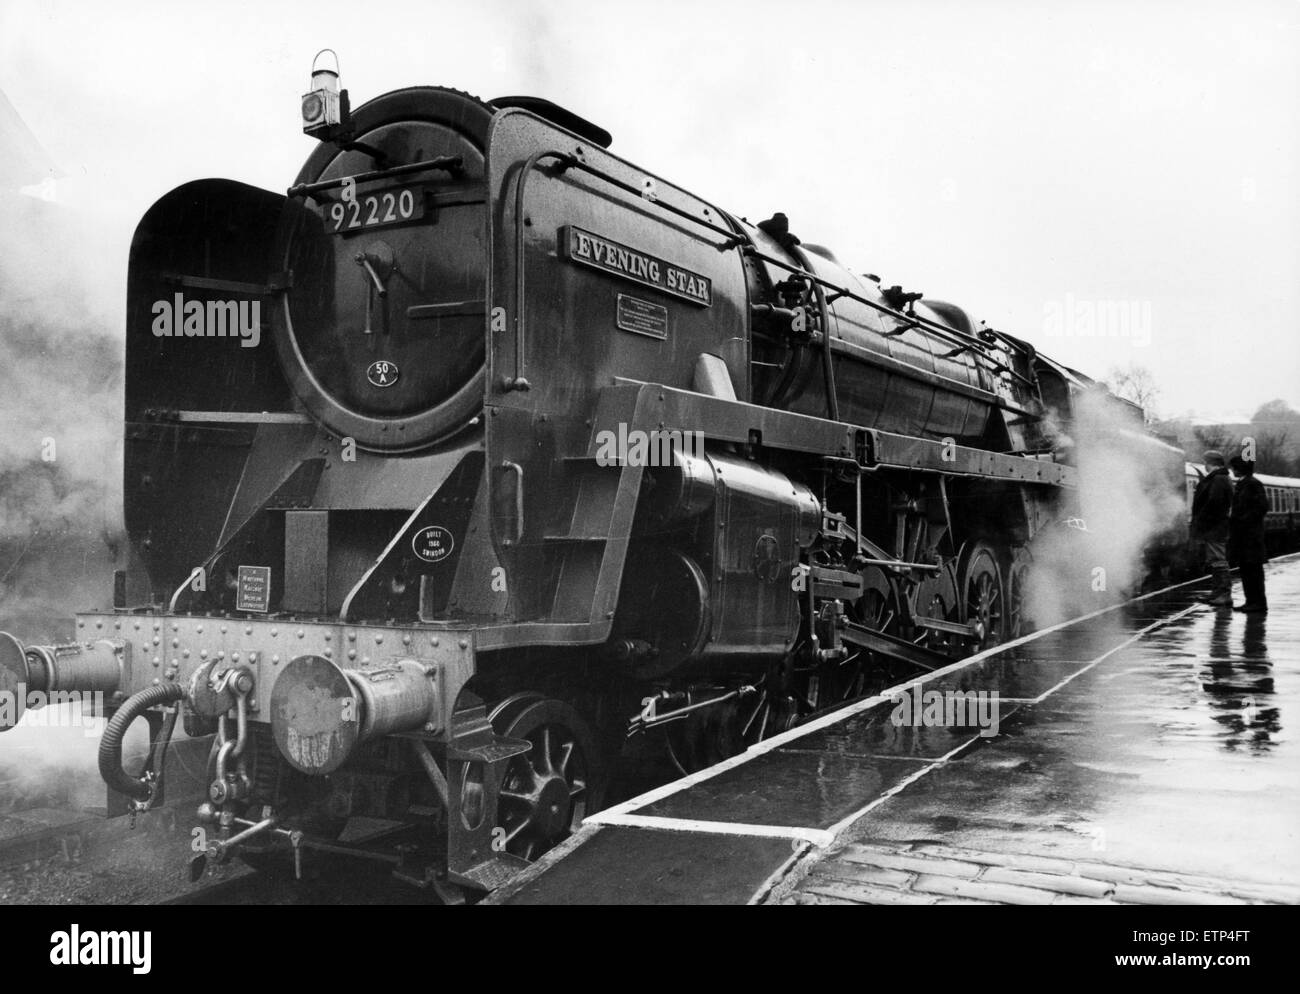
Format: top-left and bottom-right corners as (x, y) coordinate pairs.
(557, 739), (575, 776)
(504, 820), (529, 844)
(539, 727), (554, 775)
(515, 758), (541, 790)
(492, 698), (599, 861)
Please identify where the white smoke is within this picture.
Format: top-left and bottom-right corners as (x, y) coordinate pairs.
(0, 192), (123, 638)
(1026, 389), (1186, 628)
(0, 190), (126, 812)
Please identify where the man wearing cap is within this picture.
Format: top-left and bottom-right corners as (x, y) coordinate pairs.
(1228, 454), (1269, 613)
(1190, 450), (1233, 606)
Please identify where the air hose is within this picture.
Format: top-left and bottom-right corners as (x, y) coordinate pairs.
(98, 682), (185, 802)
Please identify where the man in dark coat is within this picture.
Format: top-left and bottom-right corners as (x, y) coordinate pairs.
(1191, 450), (1234, 606)
(1228, 455), (1269, 613)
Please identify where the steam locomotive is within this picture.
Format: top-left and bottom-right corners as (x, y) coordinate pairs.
(0, 65), (1198, 898)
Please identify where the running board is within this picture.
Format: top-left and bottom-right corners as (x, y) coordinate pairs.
(840, 620), (949, 671)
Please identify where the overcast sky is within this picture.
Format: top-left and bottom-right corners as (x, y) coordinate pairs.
(2, 0), (1297, 423)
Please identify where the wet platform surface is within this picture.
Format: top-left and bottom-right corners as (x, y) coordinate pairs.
(492, 555), (1300, 905)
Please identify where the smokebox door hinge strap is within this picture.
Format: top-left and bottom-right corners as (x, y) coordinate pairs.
(160, 272), (293, 295)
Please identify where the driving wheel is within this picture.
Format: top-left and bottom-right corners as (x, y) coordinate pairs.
(961, 542), (1007, 652)
(489, 697), (599, 862)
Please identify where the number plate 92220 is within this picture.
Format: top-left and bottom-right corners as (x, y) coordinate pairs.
(328, 186), (424, 234)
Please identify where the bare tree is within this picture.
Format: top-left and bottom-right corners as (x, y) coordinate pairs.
(1103, 364), (1160, 424)
(1247, 399), (1300, 474)
(1249, 428), (1293, 475)
(1193, 423), (1231, 452)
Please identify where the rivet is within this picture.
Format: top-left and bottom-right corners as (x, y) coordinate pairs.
(458, 639), (468, 650)
(431, 637), (440, 647)
(272, 654), (281, 664)
(152, 636), (160, 645)
(297, 629), (305, 639)
(220, 625), (228, 634)
(244, 626), (253, 636)
(348, 650), (357, 660)
(133, 622), (141, 631)
(152, 658), (161, 668)
(153, 622), (161, 632)
(78, 621), (85, 628)
(200, 650), (208, 659)
(113, 621), (121, 630)
(182, 649), (190, 659)
(172, 638), (179, 648)
(347, 632), (356, 643)
(271, 628), (278, 637)
(402, 635), (411, 646)
(231, 652), (240, 662)
(324, 648), (333, 658)
(324, 632), (332, 642)
(196, 625), (204, 634)
(375, 634), (384, 645)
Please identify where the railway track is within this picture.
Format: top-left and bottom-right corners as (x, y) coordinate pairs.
(165, 858), (452, 905)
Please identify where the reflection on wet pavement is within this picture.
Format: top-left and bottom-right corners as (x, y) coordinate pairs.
(789, 558), (1300, 903)
(532, 558), (1300, 904)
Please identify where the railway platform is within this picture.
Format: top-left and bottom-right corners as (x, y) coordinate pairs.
(490, 555), (1300, 905)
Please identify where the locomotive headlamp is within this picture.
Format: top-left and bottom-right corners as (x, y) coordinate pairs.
(302, 49), (345, 138)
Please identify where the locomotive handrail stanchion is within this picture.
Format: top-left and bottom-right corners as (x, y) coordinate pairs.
(508, 149), (575, 389)
(789, 243), (840, 422)
(751, 244), (1042, 394)
(856, 469), (864, 559)
(499, 461), (526, 545)
(742, 246), (990, 357)
(285, 155), (465, 198)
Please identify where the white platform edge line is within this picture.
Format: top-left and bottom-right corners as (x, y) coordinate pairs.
(588, 812), (835, 847)
(587, 605), (1205, 849)
(817, 602), (1206, 842)
(589, 569), (1225, 821)
(819, 736), (982, 839)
